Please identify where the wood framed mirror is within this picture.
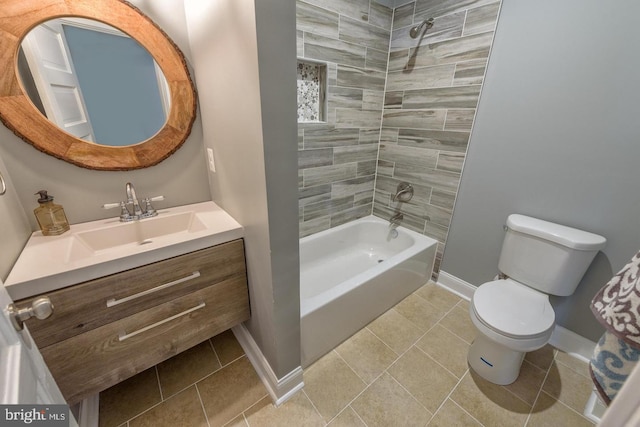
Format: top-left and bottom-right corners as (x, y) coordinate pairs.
(0, 0), (196, 170)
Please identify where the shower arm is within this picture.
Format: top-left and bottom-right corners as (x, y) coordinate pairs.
(410, 17), (435, 38)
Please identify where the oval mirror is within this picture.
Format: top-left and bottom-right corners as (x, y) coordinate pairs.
(0, 0), (196, 170)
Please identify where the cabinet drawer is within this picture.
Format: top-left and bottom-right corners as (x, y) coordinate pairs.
(21, 239), (245, 348)
(41, 274), (250, 404)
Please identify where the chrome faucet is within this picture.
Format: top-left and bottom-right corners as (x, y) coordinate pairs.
(126, 182), (143, 217)
(393, 182), (414, 203)
(102, 183), (164, 222)
(389, 212), (404, 230)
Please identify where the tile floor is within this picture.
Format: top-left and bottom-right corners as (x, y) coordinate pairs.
(99, 282), (596, 427)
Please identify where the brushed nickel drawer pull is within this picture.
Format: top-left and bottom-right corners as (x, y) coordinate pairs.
(106, 271), (201, 307)
(117, 302), (206, 342)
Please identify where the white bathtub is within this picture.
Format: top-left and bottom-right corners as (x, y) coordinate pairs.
(300, 215), (437, 367)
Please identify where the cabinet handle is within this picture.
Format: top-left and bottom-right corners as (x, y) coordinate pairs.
(118, 302), (206, 342)
(106, 271), (201, 307)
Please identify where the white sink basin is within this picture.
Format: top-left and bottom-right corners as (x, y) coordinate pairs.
(5, 201), (243, 300)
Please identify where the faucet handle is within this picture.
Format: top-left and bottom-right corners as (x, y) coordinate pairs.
(102, 202), (121, 209)
(149, 196), (164, 202)
(141, 196), (164, 217)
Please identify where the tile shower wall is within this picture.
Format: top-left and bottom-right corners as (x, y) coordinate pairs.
(297, 0), (393, 237)
(297, 0), (501, 275)
(373, 0), (501, 273)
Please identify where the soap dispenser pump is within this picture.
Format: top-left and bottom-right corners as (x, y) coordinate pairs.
(34, 190), (70, 236)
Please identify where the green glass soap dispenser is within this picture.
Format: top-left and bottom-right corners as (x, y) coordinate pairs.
(34, 190), (70, 236)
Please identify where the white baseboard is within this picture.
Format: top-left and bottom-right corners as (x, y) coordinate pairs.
(436, 270), (475, 300)
(77, 394), (99, 427)
(437, 270), (596, 362)
(232, 324), (304, 407)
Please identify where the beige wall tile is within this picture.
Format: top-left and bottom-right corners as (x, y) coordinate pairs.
(244, 394), (324, 426)
(416, 324), (470, 378)
(335, 328), (398, 384)
(303, 351), (367, 422)
(129, 387), (208, 427)
(428, 398), (482, 427)
(352, 373), (432, 426)
(542, 361), (593, 414)
(197, 356), (267, 427)
(211, 330), (245, 366)
(527, 391), (595, 427)
(450, 371), (530, 427)
(388, 346), (459, 413)
(99, 368), (162, 427)
(157, 341), (221, 398)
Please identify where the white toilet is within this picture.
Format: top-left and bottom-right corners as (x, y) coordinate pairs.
(468, 214), (606, 385)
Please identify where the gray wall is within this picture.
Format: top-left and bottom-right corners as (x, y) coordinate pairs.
(441, 0), (640, 341)
(184, 0), (301, 378)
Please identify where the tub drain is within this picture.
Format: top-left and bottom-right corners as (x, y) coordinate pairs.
(378, 259), (384, 263)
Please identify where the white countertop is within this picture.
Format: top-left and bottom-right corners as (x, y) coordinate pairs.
(4, 201), (243, 300)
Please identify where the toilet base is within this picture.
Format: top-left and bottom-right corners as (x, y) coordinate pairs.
(468, 334), (525, 385)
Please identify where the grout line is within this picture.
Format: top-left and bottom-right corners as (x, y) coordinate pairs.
(154, 366), (164, 401)
(300, 389), (326, 425)
(209, 338), (223, 368)
(524, 353), (555, 426)
(434, 371), (485, 426)
(194, 384), (212, 427)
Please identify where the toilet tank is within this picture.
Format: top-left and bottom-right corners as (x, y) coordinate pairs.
(498, 214), (606, 296)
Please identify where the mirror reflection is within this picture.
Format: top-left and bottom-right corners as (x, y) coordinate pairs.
(18, 18), (170, 147)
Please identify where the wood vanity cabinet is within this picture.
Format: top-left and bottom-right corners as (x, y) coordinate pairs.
(17, 239), (250, 404)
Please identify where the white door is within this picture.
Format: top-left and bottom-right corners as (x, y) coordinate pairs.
(20, 19), (95, 141)
(0, 282), (78, 426)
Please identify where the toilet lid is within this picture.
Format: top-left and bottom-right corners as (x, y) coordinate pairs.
(473, 279), (555, 338)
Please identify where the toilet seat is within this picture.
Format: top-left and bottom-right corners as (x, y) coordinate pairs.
(472, 279), (555, 339)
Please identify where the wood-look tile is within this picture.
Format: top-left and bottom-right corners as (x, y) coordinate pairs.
(398, 128), (469, 152)
(437, 151), (465, 173)
(386, 64), (455, 92)
(393, 166), (461, 192)
(393, 2), (415, 29)
(129, 387), (208, 427)
(304, 33), (366, 68)
(384, 91), (403, 109)
(302, 163), (357, 187)
(453, 59), (488, 86)
(304, 127), (360, 149)
(339, 15), (391, 53)
(357, 159), (377, 176)
(368, 1), (393, 31)
(382, 109), (446, 130)
(351, 372), (432, 426)
(388, 48), (410, 72)
(430, 188), (456, 210)
(365, 47), (389, 71)
(405, 32), (493, 69)
(334, 143), (378, 164)
(379, 142), (438, 170)
(358, 128), (381, 144)
(444, 109), (475, 131)
(298, 148), (334, 169)
(362, 89), (384, 111)
(391, 12), (465, 50)
(375, 174), (433, 207)
(299, 184), (332, 207)
(296, 1), (339, 39)
(415, 0), (496, 21)
(330, 203), (373, 227)
(353, 190), (374, 206)
(297, 30), (304, 58)
(331, 176), (375, 199)
(300, 0), (370, 23)
(328, 86), (363, 110)
(463, 2), (500, 36)
(303, 195), (354, 221)
(335, 108), (382, 128)
(336, 65), (386, 91)
(375, 160), (395, 178)
(373, 204), (427, 233)
(380, 127), (399, 144)
(300, 216), (331, 237)
(426, 222), (449, 244)
(403, 85), (482, 109)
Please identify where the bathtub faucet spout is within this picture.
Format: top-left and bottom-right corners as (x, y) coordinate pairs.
(389, 212), (404, 230)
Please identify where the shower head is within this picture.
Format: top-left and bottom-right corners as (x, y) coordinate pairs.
(409, 17), (434, 38)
